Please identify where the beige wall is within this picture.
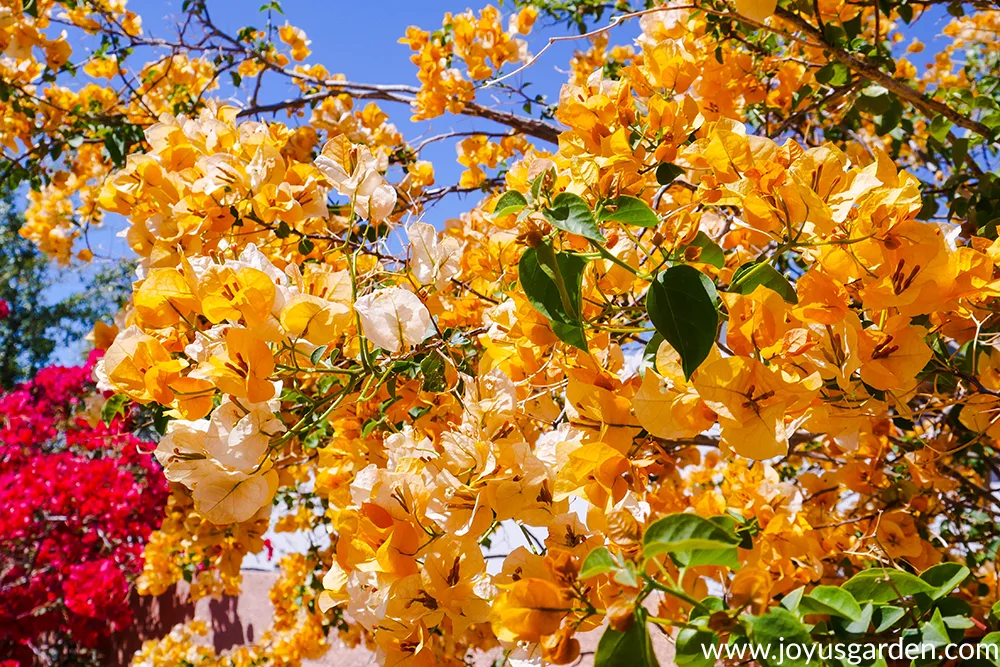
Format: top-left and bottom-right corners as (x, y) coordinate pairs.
(107, 571), (677, 666)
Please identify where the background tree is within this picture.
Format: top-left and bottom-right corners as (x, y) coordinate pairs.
(0, 198), (132, 388)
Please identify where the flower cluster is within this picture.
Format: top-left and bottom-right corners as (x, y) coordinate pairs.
(0, 352), (168, 662)
(400, 5), (534, 119)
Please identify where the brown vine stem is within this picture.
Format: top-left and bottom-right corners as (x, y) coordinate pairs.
(236, 84), (563, 144)
(775, 6), (995, 141)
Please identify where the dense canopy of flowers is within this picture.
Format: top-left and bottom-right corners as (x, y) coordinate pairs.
(0, 352), (168, 663)
(7, 0), (1000, 665)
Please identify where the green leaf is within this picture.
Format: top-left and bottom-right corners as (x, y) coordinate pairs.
(872, 605), (906, 632)
(832, 601), (873, 636)
(748, 608), (816, 667)
(781, 587), (805, 613)
(990, 600), (1000, 625)
(310, 345), (327, 365)
(980, 632), (1000, 666)
(674, 625), (716, 667)
(815, 62), (850, 87)
(519, 246), (589, 351)
(919, 562), (969, 600)
(642, 332), (664, 374)
(678, 232), (725, 268)
(674, 515), (739, 568)
(580, 547), (617, 579)
(23, 0), (38, 18)
(614, 561), (640, 588)
(921, 608), (950, 648)
(799, 586), (863, 621)
(730, 262), (798, 303)
(842, 568), (935, 603)
(952, 137), (969, 167)
(103, 132), (128, 168)
(856, 85), (891, 115)
(594, 612), (659, 667)
(298, 237), (315, 255)
(597, 195), (659, 228)
(643, 514), (740, 558)
(646, 266), (718, 380)
(493, 190), (528, 218)
(420, 353), (448, 393)
(543, 192), (605, 242)
(101, 394), (130, 425)
(656, 162), (685, 186)
(929, 115), (954, 143)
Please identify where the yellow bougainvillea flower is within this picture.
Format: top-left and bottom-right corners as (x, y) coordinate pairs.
(354, 287), (431, 353)
(555, 440), (630, 509)
(733, 0), (778, 22)
(633, 340), (716, 439)
(200, 265), (277, 329)
(281, 295), (352, 345)
(693, 355), (813, 459)
(489, 578), (567, 643)
(134, 267), (199, 329)
(407, 222), (463, 290)
(729, 567), (772, 614)
(192, 468), (279, 525)
(315, 134), (397, 221)
(204, 327), (276, 402)
(858, 315), (932, 392)
(278, 23), (311, 61)
(564, 371), (640, 452)
(95, 325), (184, 405)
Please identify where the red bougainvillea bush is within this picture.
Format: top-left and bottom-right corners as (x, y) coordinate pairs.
(0, 351), (169, 665)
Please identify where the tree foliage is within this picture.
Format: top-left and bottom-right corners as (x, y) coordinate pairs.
(0, 198), (131, 388)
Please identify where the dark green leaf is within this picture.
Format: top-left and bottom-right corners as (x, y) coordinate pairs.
(815, 63), (850, 87)
(832, 601), (874, 636)
(643, 514), (740, 558)
(730, 262), (798, 303)
(646, 266), (718, 380)
(952, 137), (969, 167)
(921, 608), (950, 648)
(679, 232), (725, 268)
(310, 345), (327, 365)
(674, 515), (739, 568)
(856, 85), (891, 115)
(597, 195), (659, 228)
(594, 612), (659, 667)
(656, 162), (685, 186)
(543, 192), (605, 242)
(519, 246), (589, 351)
(420, 353), (448, 393)
(919, 562), (969, 600)
(674, 625), (716, 667)
(642, 333), (664, 374)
